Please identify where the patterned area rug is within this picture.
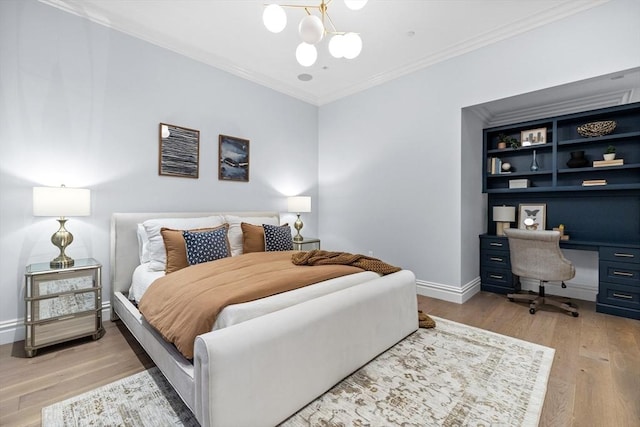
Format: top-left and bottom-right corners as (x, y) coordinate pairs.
(42, 316), (554, 427)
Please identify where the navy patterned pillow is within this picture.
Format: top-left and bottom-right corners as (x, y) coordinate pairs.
(263, 224), (293, 251)
(183, 225), (230, 265)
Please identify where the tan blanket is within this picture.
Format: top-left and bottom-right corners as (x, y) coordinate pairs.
(138, 251), (364, 359)
(291, 250), (401, 275)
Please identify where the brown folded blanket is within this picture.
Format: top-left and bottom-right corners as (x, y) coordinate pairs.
(291, 250), (401, 275)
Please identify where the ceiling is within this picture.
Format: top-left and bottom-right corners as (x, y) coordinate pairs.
(41, 0), (614, 106)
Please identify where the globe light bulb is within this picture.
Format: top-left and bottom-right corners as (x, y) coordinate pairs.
(342, 32), (362, 59)
(263, 4), (287, 33)
(344, 0), (368, 11)
(328, 34), (345, 58)
(296, 42), (317, 67)
(298, 15), (324, 44)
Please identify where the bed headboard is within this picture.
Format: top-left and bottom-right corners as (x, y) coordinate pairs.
(110, 211), (280, 295)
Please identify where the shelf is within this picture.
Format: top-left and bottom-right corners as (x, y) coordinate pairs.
(557, 163), (640, 174)
(558, 131), (640, 146)
(487, 170), (552, 178)
(487, 144), (553, 155)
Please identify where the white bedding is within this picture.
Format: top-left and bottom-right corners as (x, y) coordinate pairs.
(129, 263), (381, 331)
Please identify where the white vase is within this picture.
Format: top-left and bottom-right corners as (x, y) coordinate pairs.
(603, 153), (616, 161)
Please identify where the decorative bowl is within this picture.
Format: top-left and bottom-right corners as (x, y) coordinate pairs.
(577, 120), (616, 137)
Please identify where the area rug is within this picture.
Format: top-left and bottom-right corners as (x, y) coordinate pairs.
(42, 316), (554, 427)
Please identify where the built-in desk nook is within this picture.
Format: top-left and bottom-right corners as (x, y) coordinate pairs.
(480, 102), (640, 320)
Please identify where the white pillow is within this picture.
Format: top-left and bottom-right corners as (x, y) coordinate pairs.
(142, 215), (225, 271)
(136, 224), (150, 264)
(224, 214), (279, 257)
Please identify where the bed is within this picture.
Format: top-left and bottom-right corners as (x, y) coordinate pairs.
(110, 211), (418, 427)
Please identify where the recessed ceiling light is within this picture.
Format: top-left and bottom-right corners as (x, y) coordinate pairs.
(298, 73), (313, 81)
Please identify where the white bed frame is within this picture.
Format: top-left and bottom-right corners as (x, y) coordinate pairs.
(110, 211), (418, 427)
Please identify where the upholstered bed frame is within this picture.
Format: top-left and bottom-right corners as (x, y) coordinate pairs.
(110, 211), (418, 427)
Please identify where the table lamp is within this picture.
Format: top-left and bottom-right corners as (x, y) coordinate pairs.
(33, 185), (91, 268)
(493, 205), (515, 236)
(287, 196), (311, 242)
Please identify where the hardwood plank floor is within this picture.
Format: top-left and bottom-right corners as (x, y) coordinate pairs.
(1, 292), (638, 426)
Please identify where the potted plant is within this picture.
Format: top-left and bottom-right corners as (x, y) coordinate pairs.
(604, 145), (616, 161)
(497, 134), (519, 150)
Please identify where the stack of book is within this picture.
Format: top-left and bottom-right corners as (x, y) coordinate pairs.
(582, 179), (607, 186)
(488, 157), (502, 175)
(593, 159), (624, 167)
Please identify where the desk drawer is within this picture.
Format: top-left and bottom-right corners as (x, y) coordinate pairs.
(598, 282), (640, 310)
(481, 267), (514, 287)
(599, 247), (640, 264)
(481, 250), (511, 269)
(481, 237), (509, 251)
(599, 261), (640, 287)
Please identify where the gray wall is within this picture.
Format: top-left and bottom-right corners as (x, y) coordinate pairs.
(0, 0), (318, 343)
(318, 0), (640, 300)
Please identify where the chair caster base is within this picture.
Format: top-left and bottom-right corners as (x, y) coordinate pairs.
(529, 308), (536, 315)
(571, 311), (579, 317)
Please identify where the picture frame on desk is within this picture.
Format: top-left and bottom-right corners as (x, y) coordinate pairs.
(518, 203), (546, 231)
(520, 127), (547, 146)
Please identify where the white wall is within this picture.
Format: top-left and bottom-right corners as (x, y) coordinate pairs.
(318, 0), (640, 302)
(0, 0), (319, 344)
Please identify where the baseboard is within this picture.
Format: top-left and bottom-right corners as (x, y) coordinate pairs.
(416, 277), (481, 304)
(0, 302), (112, 346)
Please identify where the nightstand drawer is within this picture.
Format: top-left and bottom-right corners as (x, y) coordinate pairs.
(33, 271), (95, 297)
(481, 250), (511, 269)
(598, 282), (640, 310)
(599, 261), (640, 286)
(599, 247), (640, 264)
(32, 313), (97, 347)
(32, 291), (97, 321)
(480, 237), (509, 251)
(481, 267), (513, 287)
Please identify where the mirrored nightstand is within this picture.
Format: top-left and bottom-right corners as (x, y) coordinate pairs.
(292, 238), (320, 251)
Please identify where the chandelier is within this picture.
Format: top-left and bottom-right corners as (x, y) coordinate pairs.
(262, 0), (368, 67)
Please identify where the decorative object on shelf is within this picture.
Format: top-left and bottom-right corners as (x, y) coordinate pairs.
(518, 203), (546, 231)
(593, 158), (624, 167)
(530, 149), (539, 171)
(33, 185), (91, 268)
(501, 162), (512, 172)
(159, 123), (200, 178)
(582, 179), (607, 186)
(603, 145), (616, 161)
(509, 179), (529, 189)
(288, 196), (312, 242)
(496, 133), (519, 150)
(489, 157), (503, 175)
(493, 205), (515, 236)
(566, 150), (588, 168)
(552, 224), (570, 240)
(262, 0), (367, 67)
(577, 120), (616, 137)
(219, 134), (250, 182)
(520, 127), (546, 146)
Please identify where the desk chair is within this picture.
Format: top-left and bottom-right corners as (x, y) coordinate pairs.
(503, 228), (578, 317)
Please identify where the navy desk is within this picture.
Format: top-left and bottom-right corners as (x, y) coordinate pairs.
(479, 234), (640, 320)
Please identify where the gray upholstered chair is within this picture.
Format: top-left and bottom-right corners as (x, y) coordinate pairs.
(503, 228), (578, 317)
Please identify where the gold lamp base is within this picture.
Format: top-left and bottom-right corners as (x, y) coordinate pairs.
(50, 218), (75, 268)
(293, 214), (304, 242)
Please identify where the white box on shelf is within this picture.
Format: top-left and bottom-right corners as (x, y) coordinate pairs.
(509, 179), (530, 189)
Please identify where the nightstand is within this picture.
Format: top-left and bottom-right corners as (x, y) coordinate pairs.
(292, 238), (321, 251)
(24, 258), (105, 357)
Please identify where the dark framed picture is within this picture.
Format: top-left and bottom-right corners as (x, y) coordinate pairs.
(158, 123), (200, 178)
(218, 134), (250, 182)
(518, 203), (546, 231)
(520, 127), (547, 146)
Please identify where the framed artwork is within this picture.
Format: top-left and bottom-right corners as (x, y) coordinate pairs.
(520, 127), (547, 146)
(218, 134), (250, 182)
(158, 123), (200, 178)
(518, 203), (546, 231)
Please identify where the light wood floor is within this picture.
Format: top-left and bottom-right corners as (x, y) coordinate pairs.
(1, 293), (638, 426)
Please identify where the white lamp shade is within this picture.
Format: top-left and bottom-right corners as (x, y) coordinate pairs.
(328, 34), (345, 58)
(33, 186), (91, 217)
(298, 15), (324, 44)
(342, 32), (362, 59)
(288, 196), (311, 213)
(493, 206), (515, 222)
(344, 0), (368, 10)
(295, 42), (317, 67)
(263, 4), (287, 33)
